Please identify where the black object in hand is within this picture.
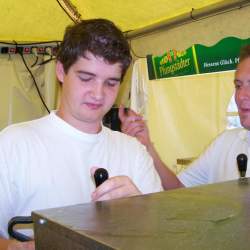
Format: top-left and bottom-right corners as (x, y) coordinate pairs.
(237, 153), (248, 178)
(94, 168), (109, 187)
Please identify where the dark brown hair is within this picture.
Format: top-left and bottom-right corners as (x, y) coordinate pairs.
(239, 44), (250, 62)
(57, 18), (131, 81)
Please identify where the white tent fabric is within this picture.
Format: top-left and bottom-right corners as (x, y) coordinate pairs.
(130, 60), (149, 117)
(0, 55), (57, 130)
(130, 58), (235, 171)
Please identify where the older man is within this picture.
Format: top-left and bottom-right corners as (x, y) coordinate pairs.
(120, 45), (250, 189)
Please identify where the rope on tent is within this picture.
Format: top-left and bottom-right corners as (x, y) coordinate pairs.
(6, 41), (52, 114)
(56, 0), (81, 24)
(19, 53), (51, 114)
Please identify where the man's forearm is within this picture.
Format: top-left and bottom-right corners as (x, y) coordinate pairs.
(146, 143), (184, 190)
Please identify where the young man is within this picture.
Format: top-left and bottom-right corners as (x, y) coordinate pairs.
(0, 19), (162, 249)
(120, 45), (250, 190)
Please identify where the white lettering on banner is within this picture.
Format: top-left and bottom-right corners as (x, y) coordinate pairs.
(203, 62), (219, 68)
(235, 57), (240, 64)
(220, 59), (233, 65)
(204, 58), (236, 68)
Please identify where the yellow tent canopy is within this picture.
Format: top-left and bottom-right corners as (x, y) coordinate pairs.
(0, 0), (224, 42)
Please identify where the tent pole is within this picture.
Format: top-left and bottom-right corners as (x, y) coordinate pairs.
(126, 0), (250, 39)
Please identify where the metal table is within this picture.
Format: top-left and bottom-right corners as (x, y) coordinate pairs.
(32, 179), (250, 250)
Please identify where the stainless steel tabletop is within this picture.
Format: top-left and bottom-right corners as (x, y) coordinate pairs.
(33, 179), (250, 250)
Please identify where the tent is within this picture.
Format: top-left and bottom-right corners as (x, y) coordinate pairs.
(0, 0), (250, 170)
(0, 0), (231, 42)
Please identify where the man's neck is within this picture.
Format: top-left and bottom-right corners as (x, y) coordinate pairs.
(56, 110), (102, 134)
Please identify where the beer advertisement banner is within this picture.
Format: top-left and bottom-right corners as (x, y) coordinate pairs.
(147, 37), (250, 80)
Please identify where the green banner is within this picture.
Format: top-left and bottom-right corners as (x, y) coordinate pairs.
(147, 37), (250, 80)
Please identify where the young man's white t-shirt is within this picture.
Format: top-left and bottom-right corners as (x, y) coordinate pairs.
(0, 111), (162, 238)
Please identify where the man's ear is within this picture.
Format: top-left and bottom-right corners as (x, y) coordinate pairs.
(56, 61), (65, 83)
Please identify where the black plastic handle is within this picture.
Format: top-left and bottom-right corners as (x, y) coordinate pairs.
(94, 168), (109, 187)
(8, 216), (33, 242)
(237, 153), (248, 178)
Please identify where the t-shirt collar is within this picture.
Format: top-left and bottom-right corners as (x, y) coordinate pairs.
(49, 110), (105, 143)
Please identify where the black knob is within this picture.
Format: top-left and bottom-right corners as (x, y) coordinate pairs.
(237, 154), (248, 178)
(94, 168), (109, 187)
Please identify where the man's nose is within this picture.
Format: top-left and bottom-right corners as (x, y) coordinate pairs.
(92, 83), (104, 100)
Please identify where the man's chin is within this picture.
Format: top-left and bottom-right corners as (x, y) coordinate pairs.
(240, 119), (250, 130)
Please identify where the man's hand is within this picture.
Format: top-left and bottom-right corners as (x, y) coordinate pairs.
(7, 240), (35, 250)
(91, 167), (141, 201)
(118, 106), (183, 191)
(118, 105), (151, 147)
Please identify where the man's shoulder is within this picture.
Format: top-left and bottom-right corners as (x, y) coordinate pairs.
(0, 114), (51, 140)
(205, 128), (247, 155)
(216, 128), (246, 142)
